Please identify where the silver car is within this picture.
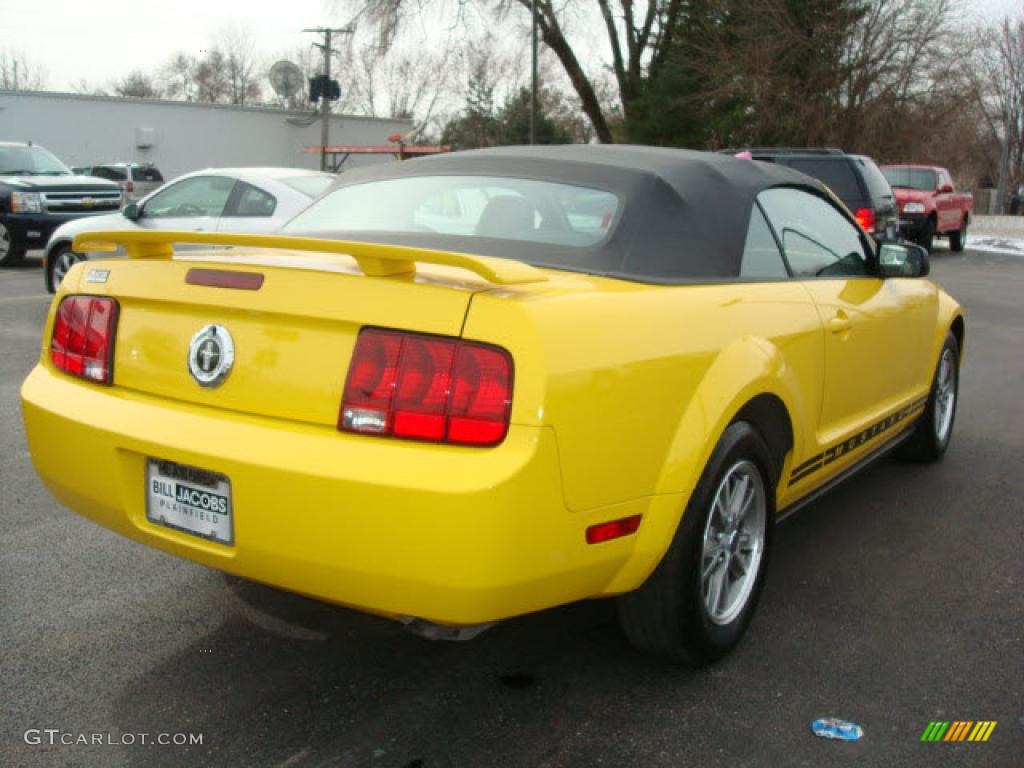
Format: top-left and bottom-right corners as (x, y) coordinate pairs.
(84, 163), (165, 203)
(44, 167), (334, 292)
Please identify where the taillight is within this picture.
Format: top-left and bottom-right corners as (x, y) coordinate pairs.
(853, 207), (876, 232)
(340, 328), (513, 446)
(50, 296), (119, 384)
(124, 181), (134, 194)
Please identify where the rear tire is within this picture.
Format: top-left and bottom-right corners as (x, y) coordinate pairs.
(0, 220), (26, 267)
(899, 332), (959, 462)
(949, 218), (968, 252)
(918, 217), (935, 252)
(617, 422), (775, 664)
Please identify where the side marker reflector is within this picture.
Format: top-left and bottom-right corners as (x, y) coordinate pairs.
(586, 515), (642, 544)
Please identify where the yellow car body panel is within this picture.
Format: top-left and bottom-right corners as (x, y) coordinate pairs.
(21, 229), (964, 626)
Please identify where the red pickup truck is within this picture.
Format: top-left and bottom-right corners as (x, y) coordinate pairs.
(880, 164), (974, 252)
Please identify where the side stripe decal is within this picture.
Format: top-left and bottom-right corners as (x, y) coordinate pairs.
(789, 396), (929, 486)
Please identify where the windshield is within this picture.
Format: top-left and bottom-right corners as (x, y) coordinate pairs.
(881, 167), (936, 191)
(282, 175), (621, 251)
(0, 145), (72, 176)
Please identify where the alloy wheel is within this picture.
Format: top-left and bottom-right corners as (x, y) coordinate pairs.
(934, 348), (957, 444)
(51, 249), (81, 291)
(700, 460), (767, 626)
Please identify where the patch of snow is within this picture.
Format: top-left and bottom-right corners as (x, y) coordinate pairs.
(964, 234), (1024, 256)
(931, 235), (1024, 257)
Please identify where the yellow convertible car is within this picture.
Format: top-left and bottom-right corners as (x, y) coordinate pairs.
(21, 146), (964, 662)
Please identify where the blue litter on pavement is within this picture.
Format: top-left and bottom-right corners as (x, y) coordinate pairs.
(811, 718), (864, 741)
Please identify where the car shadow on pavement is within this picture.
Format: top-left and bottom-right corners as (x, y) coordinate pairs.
(112, 576), (704, 768)
(0, 252), (44, 271)
(106, 443), (1002, 768)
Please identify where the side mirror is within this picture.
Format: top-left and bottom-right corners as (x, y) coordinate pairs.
(123, 202), (141, 220)
(938, 184), (954, 194)
(879, 242), (929, 278)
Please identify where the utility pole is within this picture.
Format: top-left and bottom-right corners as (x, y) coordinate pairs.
(529, 0), (538, 145)
(304, 26), (353, 171)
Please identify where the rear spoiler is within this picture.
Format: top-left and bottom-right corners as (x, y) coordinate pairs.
(71, 230), (549, 286)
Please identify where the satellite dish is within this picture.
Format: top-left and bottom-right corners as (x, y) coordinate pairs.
(269, 60), (304, 99)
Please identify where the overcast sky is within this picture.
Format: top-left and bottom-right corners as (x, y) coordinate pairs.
(1, 0), (1021, 92)
(2, 0), (339, 90)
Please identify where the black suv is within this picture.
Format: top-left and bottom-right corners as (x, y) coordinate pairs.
(720, 148), (898, 242)
(0, 142), (123, 267)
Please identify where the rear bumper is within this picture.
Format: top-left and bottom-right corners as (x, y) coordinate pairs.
(898, 213), (928, 240)
(874, 215), (899, 243)
(21, 365), (676, 624)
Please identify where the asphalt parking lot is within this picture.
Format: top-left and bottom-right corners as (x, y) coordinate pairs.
(1, 250), (1021, 768)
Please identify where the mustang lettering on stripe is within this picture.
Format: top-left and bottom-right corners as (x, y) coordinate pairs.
(789, 396), (929, 485)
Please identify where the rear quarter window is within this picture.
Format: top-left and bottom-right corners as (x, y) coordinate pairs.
(854, 157), (894, 203)
(232, 182), (277, 217)
(91, 166), (127, 181)
(132, 167), (164, 182)
(785, 158), (863, 206)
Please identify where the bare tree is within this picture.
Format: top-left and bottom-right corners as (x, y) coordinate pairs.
(347, 0), (686, 142)
(343, 37), (460, 135)
(110, 70), (162, 99)
(193, 52), (231, 103)
(69, 78), (106, 96)
(647, 0), (967, 150)
(0, 49), (48, 90)
(216, 22), (264, 105)
(836, 0), (963, 146)
(160, 53), (198, 101)
(157, 24), (264, 107)
(975, 15), (1024, 208)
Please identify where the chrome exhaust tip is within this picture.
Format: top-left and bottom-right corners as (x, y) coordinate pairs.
(399, 616), (497, 641)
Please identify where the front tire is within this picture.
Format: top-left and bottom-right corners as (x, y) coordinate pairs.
(617, 422), (775, 664)
(0, 219), (26, 267)
(949, 218), (968, 252)
(46, 243), (85, 293)
(899, 332), (960, 462)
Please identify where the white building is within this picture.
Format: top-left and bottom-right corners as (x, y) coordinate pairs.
(0, 90), (413, 178)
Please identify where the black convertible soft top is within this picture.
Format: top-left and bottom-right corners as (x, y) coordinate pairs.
(299, 144), (829, 283)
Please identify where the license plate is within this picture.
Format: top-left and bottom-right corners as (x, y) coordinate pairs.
(145, 459), (233, 545)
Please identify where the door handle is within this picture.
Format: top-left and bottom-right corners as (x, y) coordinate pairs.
(828, 313), (851, 334)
